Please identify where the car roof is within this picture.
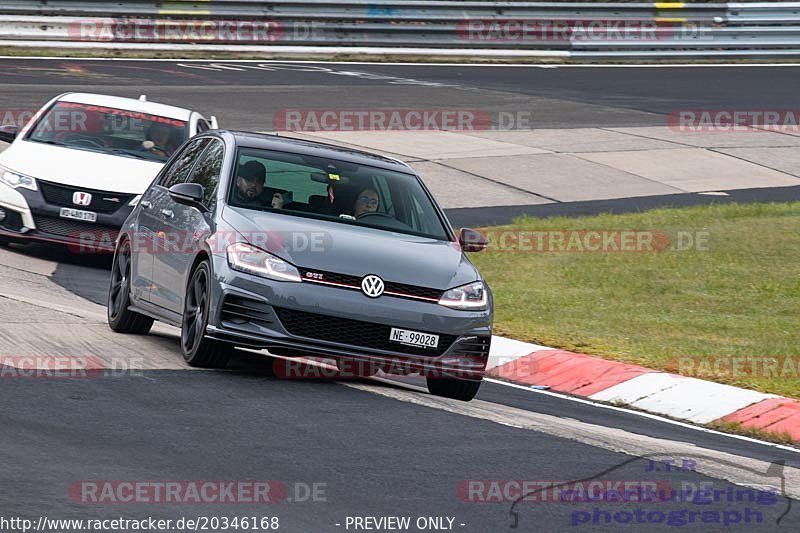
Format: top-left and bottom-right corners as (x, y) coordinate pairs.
(57, 92), (194, 121)
(224, 130), (414, 173)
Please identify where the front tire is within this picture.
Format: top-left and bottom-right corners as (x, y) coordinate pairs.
(181, 261), (232, 368)
(426, 377), (482, 402)
(107, 240), (154, 334)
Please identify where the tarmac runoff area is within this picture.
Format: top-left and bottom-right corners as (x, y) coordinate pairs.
(270, 126), (800, 209)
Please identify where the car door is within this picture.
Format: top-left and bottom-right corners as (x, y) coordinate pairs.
(131, 141), (203, 303)
(146, 137), (211, 311)
(151, 138), (224, 315)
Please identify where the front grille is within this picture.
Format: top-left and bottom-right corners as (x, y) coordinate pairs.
(299, 268), (443, 301)
(274, 307), (457, 356)
(34, 216), (118, 244)
(39, 181), (133, 214)
(0, 209), (24, 232)
(385, 281), (442, 300)
(220, 295), (274, 329)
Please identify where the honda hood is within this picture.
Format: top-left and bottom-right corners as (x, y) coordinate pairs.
(0, 139), (163, 194)
(222, 207), (480, 291)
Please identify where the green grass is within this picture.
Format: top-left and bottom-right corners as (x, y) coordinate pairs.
(471, 202), (800, 398)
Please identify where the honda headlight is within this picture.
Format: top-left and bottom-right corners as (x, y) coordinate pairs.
(0, 165), (37, 191)
(438, 281), (488, 310)
(227, 242), (301, 282)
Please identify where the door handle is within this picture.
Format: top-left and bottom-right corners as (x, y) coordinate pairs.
(161, 209), (174, 219)
(140, 200), (153, 209)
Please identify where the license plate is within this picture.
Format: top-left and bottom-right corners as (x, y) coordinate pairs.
(59, 207), (97, 222)
(389, 328), (439, 349)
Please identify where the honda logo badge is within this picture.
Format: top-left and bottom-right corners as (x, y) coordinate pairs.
(361, 274), (385, 298)
(72, 192), (92, 206)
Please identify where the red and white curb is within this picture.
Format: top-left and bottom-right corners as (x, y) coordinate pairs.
(487, 336), (800, 442)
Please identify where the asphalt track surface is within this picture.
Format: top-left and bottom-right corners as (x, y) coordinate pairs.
(2, 60), (800, 531)
(2, 60), (800, 130)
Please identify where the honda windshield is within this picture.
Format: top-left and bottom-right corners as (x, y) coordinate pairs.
(25, 101), (189, 162)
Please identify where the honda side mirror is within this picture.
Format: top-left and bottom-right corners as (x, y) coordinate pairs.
(0, 124), (18, 143)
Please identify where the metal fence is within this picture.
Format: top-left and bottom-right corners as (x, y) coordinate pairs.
(0, 1), (798, 59)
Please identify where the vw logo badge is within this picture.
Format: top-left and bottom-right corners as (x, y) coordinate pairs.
(73, 191), (92, 206)
(361, 274), (385, 298)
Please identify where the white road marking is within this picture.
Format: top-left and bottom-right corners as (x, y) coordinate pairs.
(485, 377), (800, 454)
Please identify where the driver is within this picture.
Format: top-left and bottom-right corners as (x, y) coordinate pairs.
(353, 188), (379, 217)
(143, 122), (176, 158)
(234, 161), (268, 207)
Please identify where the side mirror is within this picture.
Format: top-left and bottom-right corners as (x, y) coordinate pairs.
(0, 125), (18, 144)
(209, 116), (219, 129)
(168, 182), (206, 212)
(459, 228), (488, 252)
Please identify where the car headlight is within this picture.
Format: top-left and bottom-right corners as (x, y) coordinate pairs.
(128, 195), (142, 207)
(0, 165), (37, 191)
(438, 281), (488, 310)
(227, 242), (301, 282)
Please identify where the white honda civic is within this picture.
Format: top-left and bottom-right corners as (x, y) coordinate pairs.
(0, 92), (217, 251)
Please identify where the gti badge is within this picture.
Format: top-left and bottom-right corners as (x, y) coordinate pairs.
(361, 274), (385, 298)
(72, 191), (92, 206)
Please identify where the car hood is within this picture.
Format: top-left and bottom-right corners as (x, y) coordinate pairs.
(0, 140), (163, 194)
(222, 207), (479, 290)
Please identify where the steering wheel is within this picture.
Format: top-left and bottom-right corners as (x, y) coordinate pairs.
(62, 133), (107, 149)
(356, 211), (394, 220)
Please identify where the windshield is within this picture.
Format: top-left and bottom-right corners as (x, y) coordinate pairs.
(25, 101), (189, 162)
(228, 148), (450, 241)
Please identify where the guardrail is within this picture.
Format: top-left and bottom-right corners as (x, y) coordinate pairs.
(0, 1), (798, 59)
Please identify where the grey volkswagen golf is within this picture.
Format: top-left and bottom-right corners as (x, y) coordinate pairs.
(107, 130), (492, 400)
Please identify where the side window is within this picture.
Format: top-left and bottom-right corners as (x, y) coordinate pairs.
(187, 140), (224, 206)
(158, 138), (211, 189)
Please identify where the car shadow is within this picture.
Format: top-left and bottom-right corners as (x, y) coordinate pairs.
(1, 241), (112, 305)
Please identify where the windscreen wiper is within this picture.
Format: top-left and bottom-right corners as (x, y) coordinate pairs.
(107, 148), (149, 160)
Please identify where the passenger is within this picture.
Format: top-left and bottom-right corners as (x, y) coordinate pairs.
(271, 191), (292, 210)
(353, 187), (379, 217)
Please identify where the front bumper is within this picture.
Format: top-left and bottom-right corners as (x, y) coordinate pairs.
(0, 182), (133, 252)
(207, 255), (493, 381)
